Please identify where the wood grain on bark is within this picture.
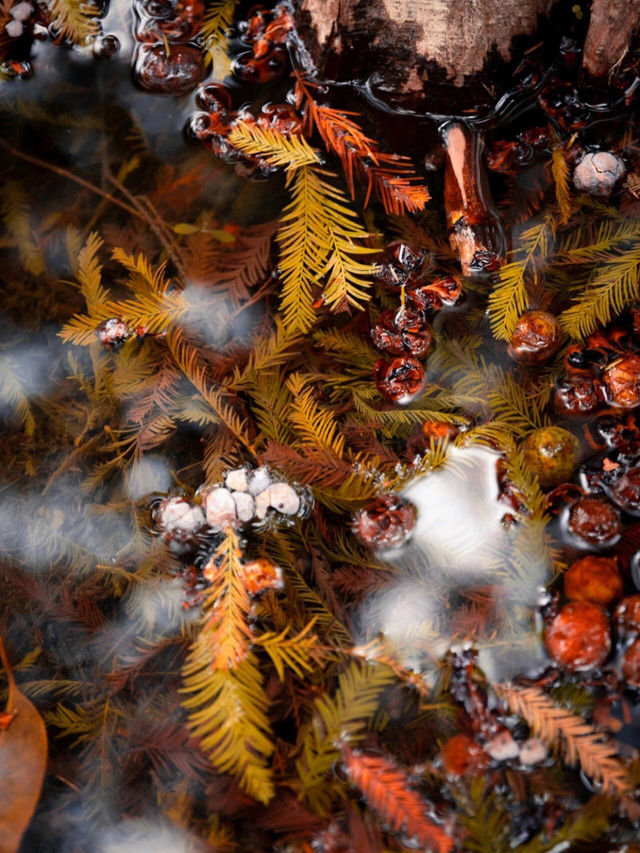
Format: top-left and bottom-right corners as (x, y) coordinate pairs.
(295, 0), (558, 93)
(582, 0), (640, 79)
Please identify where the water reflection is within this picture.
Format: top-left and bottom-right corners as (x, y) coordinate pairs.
(95, 817), (204, 853)
(0, 474), (136, 572)
(356, 445), (549, 680)
(125, 455), (172, 500)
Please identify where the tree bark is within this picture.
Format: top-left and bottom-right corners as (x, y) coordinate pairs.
(293, 0), (560, 112)
(582, 0), (640, 79)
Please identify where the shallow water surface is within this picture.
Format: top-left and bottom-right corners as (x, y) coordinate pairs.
(2, 2), (640, 851)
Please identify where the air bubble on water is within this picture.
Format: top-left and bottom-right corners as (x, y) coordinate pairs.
(354, 444), (549, 681)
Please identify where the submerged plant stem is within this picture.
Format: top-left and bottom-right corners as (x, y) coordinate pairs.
(0, 139), (143, 223)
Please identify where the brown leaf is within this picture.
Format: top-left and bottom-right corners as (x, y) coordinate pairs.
(0, 641), (48, 853)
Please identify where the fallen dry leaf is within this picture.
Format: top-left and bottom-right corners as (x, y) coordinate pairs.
(0, 640), (48, 853)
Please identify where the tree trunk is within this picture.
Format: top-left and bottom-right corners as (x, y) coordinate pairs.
(293, 0), (560, 113)
(582, 0), (640, 79)
(294, 0), (640, 110)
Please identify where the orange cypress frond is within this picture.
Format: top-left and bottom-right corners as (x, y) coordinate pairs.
(303, 101), (379, 196)
(498, 685), (629, 795)
(367, 166), (433, 215)
(298, 79), (429, 215)
(198, 528), (253, 670)
(342, 749), (454, 853)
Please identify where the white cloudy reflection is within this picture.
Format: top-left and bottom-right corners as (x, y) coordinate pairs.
(356, 445), (549, 681)
(94, 818), (206, 853)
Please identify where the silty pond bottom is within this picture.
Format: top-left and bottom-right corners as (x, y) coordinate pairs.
(2, 1), (640, 851)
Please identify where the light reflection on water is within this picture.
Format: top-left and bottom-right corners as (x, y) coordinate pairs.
(356, 445), (549, 681)
(95, 819), (203, 853)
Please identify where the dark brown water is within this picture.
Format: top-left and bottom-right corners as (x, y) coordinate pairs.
(2, 2), (640, 851)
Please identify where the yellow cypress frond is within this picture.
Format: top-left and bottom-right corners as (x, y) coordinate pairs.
(488, 215), (555, 341)
(277, 165), (327, 332)
(319, 171), (377, 312)
(117, 290), (188, 335)
(232, 318), (303, 388)
(312, 328), (376, 371)
(487, 371), (551, 436)
(63, 245), (184, 340)
(44, 0), (100, 44)
(184, 528), (252, 671)
(181, 656), (275, 803)
(487, 261), (531, 342)
(288, 374), (346, 457)
(76, 231), (107, 304)
(201, 0), (235, 73)
(310, 470), (379, 513)
(46, 699), (121, 747)
(111, 346), (168, 398)
(559, 244), (640, 339)
(59, 233), (117, 345)
(550, 144), (573, 225)
(295, 662), (394, 813)
(166, 329), (252, 453)
(351, 385), (467, 431)
(275, 557), (353, 647)
(227, 124), (320, 171)
(181, 530), (277, 801)
(111, 247), (169, 294)
(206, 815), (236, 852)
(507, 516), (554, 596)
(58, 313), (108, 346)
(175, 397), (220, 427)
(45, 704), (96, 743)
(502, 446), (548, 520)
(17, 679), (83, 699)
(497, 685), (629, 795)
(461, 421), (518, 449)
(246, 369), (293, 445)
(254, 619), (322, 680)
(0, 352), (36, 436)
(553, 216), (640, 264)
(1, 179), (45, 276)
(201, 429), (242, 482)
(277, 166), (375, 331)
(445, 345), (549, 438)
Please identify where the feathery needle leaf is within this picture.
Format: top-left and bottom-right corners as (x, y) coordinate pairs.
(228, 124), (320, 170)
(343, 749), (454, 853)
(498, 684), (629, 795)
